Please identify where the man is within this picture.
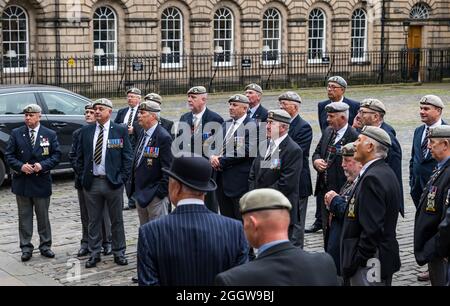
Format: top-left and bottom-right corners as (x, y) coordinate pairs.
(438, 189), (450, 286)
(5, 104), (61, 261)
(414, 125), (450, 286)
(126, 100), (173, 225)
(137, 156), (249, 286)
(144, 92), (174, 137)
(341, 126), (401, 286)
(244, 83), (268, 122)
(310, 102), (358, 239)
(324, 142), (362, 273)
(76, 98), (132, 268)
(358, 98), (404, 216)
(215, 188), (339, 286)
(248, 109), (303, 246)
(410, 95), (446, 208)
(178, 86), (224, 212)
(317, 76), (360, 132)
(69, 103), (112, 257)
(210, 94), (256, 220)
(278, 91), (313, 248)
(114, 87), (142, 210)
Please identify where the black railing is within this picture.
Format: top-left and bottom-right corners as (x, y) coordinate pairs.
(1, 48), (449, 98)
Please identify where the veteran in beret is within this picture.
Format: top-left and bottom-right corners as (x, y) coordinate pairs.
(248, 109), (304, 246)
(75, 98), (132, 268)
(214, 188), (339, 286)
(340, 126), (401, 286)
(414, 125), (450, 286)
(244, 83), (268, 122)
(144, 92), (174, 138)
(5, 104), (62, 262)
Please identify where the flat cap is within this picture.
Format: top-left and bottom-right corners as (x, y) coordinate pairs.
(187, 86), (207, 95)
(325, 102), (349, 113)
(138, 101), (161, 112)
(244, 83), (262, 94)
(23, 104), (42, 113)
(361, 98), (386, 114)
(361, 125), (392, 147)
(84, 102), (94, 110)
(428, 125), (450, 138)
(240, 188), (291, 214)
(126, 87), (141, 96)
(278, 91), (302, 104)
(328, 76), (347, 88)
(93, 98), (113, 109)
(341, 142), (356, 157)
(144, 93), (162, 104)
(267, 109), (291, 124)
(419, 95), (445, 109)
(228, 94), (250, 104)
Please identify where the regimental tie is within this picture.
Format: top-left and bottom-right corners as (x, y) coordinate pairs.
(221, 121), (237, 156)
(421, 126), (430, 158)
(324, 130), (338, 186)
(94, 124), (104, 165)
(29, 129), (35, 148)
(264, 140), (276, 161)
(127, 108), (134, 127)
(192, 115), (200, 134)
(135, 133), (151, 167)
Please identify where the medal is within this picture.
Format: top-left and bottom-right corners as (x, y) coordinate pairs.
(426, 186), (437, 212)
(347, 197), (356, 218)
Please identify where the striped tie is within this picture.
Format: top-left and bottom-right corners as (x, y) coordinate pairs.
(94, 124), (104, 165)
(30, 129), (35, 148)
(127, 108), (134, 127)
(421, 127), (430, 158)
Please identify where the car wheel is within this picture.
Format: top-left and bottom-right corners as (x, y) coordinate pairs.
(0, 158), (5, 186)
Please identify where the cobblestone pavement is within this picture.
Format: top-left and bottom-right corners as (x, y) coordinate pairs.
(1, 83), (449, 286)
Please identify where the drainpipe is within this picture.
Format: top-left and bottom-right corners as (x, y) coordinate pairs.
(379, 0), (386, 83)
(55, 0), (61, 86)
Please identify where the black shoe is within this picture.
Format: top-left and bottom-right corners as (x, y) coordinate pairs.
(114, 255), (128, 266)
(21, 252), (32, 262)
(305, 223), (322, 233)
(40, 249), (55, 258)
(77, 248), (89, 257)
(131, 276), (139, 283)
(85, 256), (101, 268)
(103, 245), (112, 256)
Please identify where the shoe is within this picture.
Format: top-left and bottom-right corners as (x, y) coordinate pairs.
(40, 249), (55, 258)
(131, 276), (139, 283)
(305, 223), (322, 233)
(103, 245), (112, 256)
(77, 248), (89, 257)
(114, 255), (128, 266)
(85, 256), (101, 268)
(21, 252), (32, 262)
(417, 271), (430, 282)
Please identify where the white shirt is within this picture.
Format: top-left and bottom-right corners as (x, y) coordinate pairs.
(123, 106), (138, 125)
(28, 124), (41, 146)
(359, 158), (382, 177)
(265, 133), (288, 159)
(192, 107), (207, 126)
(421, 119), (443, 143)
(249, 104), (261, 118)
(334, 123), (348, 144)
(93, 120), (110, 176)
(225, 114), (246, 139)
(177, 198), (204, 206)
(330, 96), (344, 103)
(136, 123), (158, 165)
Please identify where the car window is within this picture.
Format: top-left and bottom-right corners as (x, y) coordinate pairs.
(42, 92), (88, 115)
(0, 92), (38, 114)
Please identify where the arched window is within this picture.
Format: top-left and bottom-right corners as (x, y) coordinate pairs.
(351, 9), (367, 61)
(2, 5), (29, 72)
(161, 7), (183, 68)
(262, 8), (281, 64)
(308, 9), (326, 62)
(410, 3), (430, 19)
(213, 8), (233, 66)
(93, 6), (117, 69)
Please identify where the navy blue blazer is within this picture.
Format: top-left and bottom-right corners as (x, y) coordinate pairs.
(410, 121), (447, 207)
(75, 121), (132, 190)
(69, 127), (83, 189)
(289, 115), (313, 198)
(137, 204), (249, 286)
(5, 125), (61, 197)
(114, 107), (142, 147)
(126, 124), (173, 208)
(318, 97), (360, 131)
(251, 104), (268, 122)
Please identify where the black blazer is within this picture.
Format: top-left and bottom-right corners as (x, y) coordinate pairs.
(317, 97), (360, 131)
(312, 125), (359, 195)
(215, 241), (339, 286)
(114, 106), (142, 147)
(160, 117), (174, 138)
(251, 104), (268, 122)
(414, 159), (450, 266)
(69, 127), (83, 189)
(289, 114), (313, 198)
(249, 136), (302, 224)
(438, 194), (450, 258)
(340, 159), (401, 280)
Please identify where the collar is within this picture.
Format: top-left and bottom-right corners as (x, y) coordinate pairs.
(271, 133), (288, 149)
(144, 122), (158, 139)
(233, 114), (247, 126)
(193, 107), (206, 121)
(336, 123), (348, 136)
(437, 156), (450, 170)
(359, 158), (382, 177)
(97, 120), (110, 130)
(177, 198), (204, 206)
(330, 96), (344, 103)
(426, 119), (443, 129)
(290, 114), (300, 123)
(29, 123), (40, 134)
(250, 104), (260, 114)
(256, 239), (290, 257)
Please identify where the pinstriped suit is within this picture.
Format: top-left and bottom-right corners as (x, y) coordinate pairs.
(137, 204), (249, 286)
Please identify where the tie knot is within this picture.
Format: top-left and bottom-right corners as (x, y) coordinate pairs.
(30, 129), (35, 133)
(98, 124), (104, 130)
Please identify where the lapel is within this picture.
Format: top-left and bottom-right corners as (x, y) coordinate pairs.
(137, 125), (159, 168)
(417, 125), (428, 162)
(418, 160), (450, 210)
(87, 124), (96, 155)
(21, 126), (34, 152)
(104, 122), (115, 167)
(201, 108), (209, 126)
(289, 115), (299, 133)
(32, 127), (43, 154)
(321, 127), (335, 156)
(259, 136), (287, 179)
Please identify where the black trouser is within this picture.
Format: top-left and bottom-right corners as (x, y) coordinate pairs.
(218, 193), (242, 220)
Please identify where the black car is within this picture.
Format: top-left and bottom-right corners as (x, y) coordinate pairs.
(0, 85), (92, 186)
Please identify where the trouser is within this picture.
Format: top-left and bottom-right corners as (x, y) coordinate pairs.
(204, 171), (219, 213)
(349, 266), (392, 286)
(77, 189), (111, 249)
(84, 178), (126, 258)
(136, 196), (169, 226)
(16, 195), (52, 253)
(428, 258), (448, 286)
(218, 194), (242, 220)
(288, 197), (308, 248)
(313, 193), (323, 227)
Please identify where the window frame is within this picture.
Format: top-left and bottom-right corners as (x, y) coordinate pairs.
(213, 7), (234, 67)
(351, 8), (368, 63)
(308, 8), (326, 64)
(93, 6), (118, 71)
(161, 7), (184, 69)
(2, 5), (29, 73)
(262, 8), (282, 66)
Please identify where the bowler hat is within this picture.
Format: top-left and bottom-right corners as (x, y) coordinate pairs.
(162, 155), (217, 192)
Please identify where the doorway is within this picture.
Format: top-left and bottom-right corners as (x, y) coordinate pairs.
(408, 26), (422, 81)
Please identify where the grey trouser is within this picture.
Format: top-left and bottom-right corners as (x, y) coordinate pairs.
(136, 196), (169, 226)
(77, 189), (112, 249)
(16, 195), (52, 253)
(84, 178), (126, 258)
(289, 197), (308, 248)
(429, 258), (448, 286)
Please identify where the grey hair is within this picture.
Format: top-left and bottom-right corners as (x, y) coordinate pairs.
(366, 137), (389, 159)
